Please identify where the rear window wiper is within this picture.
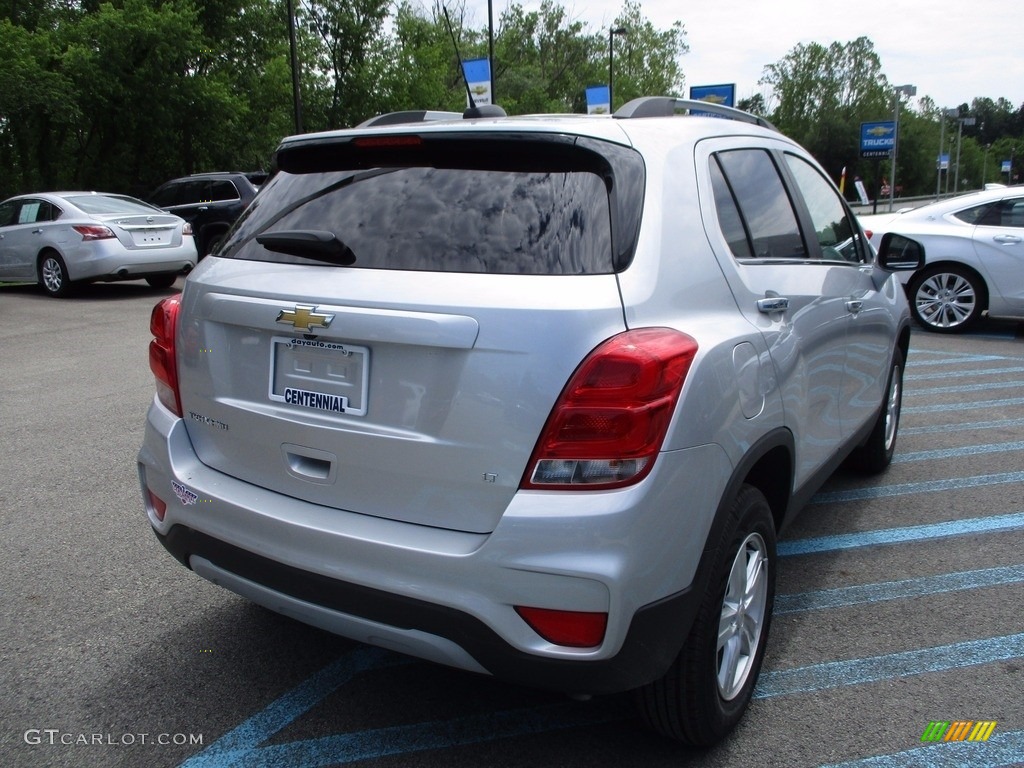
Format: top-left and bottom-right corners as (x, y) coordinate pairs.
(255, 230), (356, 265)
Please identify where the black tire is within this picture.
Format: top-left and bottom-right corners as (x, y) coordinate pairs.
(635, 484), (776, 745)
(145, 274), (178, 289)
(38, 251), (74, 297)
(908, 265), (985, 333)
(848, 348), (904, 474)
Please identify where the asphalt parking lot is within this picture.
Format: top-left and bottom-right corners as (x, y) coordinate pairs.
(2, 279), (1023, 768)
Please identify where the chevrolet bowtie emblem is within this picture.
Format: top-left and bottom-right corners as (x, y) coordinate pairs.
(276, 305), (334, 332)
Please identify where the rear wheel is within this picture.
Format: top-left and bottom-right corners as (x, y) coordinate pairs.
(39, 251), (73, 297)
(146, 274), (178, 289)
(909, 265), (985, 333)
(636, 484), (775, 745)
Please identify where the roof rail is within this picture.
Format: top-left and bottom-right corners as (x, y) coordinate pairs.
(357, 110), (462, 128)
(613, 97), (778, 131)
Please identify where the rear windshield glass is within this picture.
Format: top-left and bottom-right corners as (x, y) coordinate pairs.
(65, 194), (159, 215)
(220, 135), (638, 275)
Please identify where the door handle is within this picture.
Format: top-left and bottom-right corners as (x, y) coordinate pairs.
(993, 235), (1021, 244)
(757, 296), (789, 313)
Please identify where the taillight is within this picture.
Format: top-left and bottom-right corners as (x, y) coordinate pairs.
(864, 229), (873, 240)
(514, 606), (608, 647)
(521, 328), (698, 490)
(149, 295), (182, 416)
(72, 224), (116, 241)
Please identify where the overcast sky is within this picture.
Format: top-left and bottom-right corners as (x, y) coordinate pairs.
(461, 0), (1024, 110)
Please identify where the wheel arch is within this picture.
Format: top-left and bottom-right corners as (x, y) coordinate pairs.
(913, 260), (990, 312)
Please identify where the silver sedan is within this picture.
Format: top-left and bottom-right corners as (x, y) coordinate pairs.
(860, 185), (1024, 332)
(0, 191), (197, 297)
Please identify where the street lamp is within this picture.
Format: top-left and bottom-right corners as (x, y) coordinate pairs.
(889, 84), (916, 212)
(608, 27), (627, 112)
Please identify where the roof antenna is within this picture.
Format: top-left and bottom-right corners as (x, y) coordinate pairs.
(442, 4), (506, 119)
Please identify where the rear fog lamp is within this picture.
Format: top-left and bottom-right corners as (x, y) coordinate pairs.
(514, 606), (608, 648)
(147, 489), (167, 522)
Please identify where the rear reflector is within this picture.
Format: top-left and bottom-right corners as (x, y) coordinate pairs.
(147, 489), (167, 522)
(514, 606), (608, 648)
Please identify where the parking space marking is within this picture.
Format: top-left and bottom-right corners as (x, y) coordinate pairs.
(906, 365), (1024, 381)
(904, 396), (1024, 413)
(903, 417), (1024, 436)
(819, 729), (1024, 768)
(778, 512), (1024, 556)
(909, 350), (1015, 364)
(775, 564), (1024, 614)
(910, 380), (1024, 396)
(893, 440), (1024, 463)
(753, 632), (1024, 699)
(812, 472), (1024, 504)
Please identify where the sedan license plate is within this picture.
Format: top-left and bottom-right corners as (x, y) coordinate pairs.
(269, 336), (369, 416)
(131, 228), (172, 246)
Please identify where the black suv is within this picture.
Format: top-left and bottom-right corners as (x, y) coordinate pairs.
(148, 172), (266, 258)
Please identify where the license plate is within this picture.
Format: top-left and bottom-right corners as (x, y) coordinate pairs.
(131, 228), (172, 246)
(269, 336), (369, 416)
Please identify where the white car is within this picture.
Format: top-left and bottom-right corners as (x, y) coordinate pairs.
(860, 186), (1024, 332)
(0, 191), (197, 296)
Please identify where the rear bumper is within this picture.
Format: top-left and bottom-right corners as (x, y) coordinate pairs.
(138, 399), (730, 694)
(67, 240), (197, 281)
(154, 524), (700, 693)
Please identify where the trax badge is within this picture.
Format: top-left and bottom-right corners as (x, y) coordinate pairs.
(277, 305), (334, 332)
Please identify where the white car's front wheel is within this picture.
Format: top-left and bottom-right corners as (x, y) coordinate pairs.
(909, 265), (985, 333)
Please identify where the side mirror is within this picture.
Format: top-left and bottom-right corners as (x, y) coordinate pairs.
(876, 233), (925, 271)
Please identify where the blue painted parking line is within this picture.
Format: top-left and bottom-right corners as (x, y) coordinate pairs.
(902, 417), (1024, 436)
(775, 564), (1024, 614)
(893, 440), (1024, 463)
(779, 512), (1024, 556)
(905, 365), (1024, 381)
(907, 350), (1015, 364)
(904, 396), (1024, 413)
(753, 632), (1024, 699)
(908, 379), (1024, 396)
(819, 729), (1024, 768)
(811, 471), (1024, 504)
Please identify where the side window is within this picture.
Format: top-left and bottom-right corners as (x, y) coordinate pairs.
(714, 149), (806, 260)
(976, 198), (1024, 228)
(952, 203), (994, 225)
(784, 154), (868, 264)
(709, 157), (753, 258)
(18, 201), (44, 224)
(150, 185), (181, 208)
(208, 180), (240, 202)
(0, 200), (16, 227)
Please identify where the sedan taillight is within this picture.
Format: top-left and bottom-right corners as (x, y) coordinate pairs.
(149, 296), (182, 416)
(72, 224), (116, 241)
(521, 328), (698, 490)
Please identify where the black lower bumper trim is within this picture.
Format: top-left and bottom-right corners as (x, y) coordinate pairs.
(154, 525), (701, 694)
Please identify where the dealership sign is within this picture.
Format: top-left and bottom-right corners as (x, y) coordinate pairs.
(861, 121), (896, 158)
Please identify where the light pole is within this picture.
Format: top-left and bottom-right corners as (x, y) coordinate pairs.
(608, 27), (627, 112)
(889, 84), (916, 212)
(286, 0), (303, 134)
(935, 108), (956, 198)
(953, 117), (976, 193)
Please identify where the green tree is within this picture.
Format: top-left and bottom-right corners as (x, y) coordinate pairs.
(760, 37), (890, 186)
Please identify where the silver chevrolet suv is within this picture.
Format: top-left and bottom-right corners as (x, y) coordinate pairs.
(139, 97), (922, 745)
